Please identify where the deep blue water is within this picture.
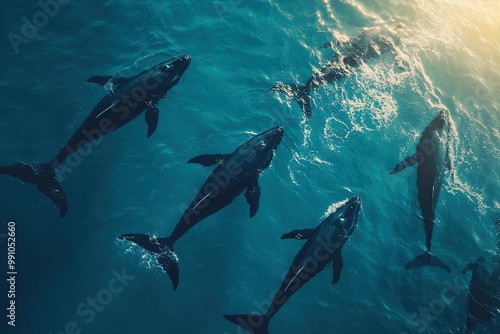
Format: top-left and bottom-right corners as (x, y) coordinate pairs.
(1, 1), (499, 333)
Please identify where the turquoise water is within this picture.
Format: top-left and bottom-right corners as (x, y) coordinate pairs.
(1, 0), (499, 333)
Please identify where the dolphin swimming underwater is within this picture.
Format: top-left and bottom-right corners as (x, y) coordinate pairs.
(390, 109), (453, 272)
(462, 256), (500, 333)
(462, 219), (500, 333)
(271, 21), (403, 120)
(224, 197), (361, 334)
(119, 126), (284, 290)
(0, 55), (191, 216)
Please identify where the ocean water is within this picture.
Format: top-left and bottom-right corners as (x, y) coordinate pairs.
(0, 0), (499, 333)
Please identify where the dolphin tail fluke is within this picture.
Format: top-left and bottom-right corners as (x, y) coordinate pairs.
(118, 233), (179, 290)
(405, 252), (451, 272)
(223, 314), (269, 334)
(270, 83), (312, 121)
(0, 162), (68, 216)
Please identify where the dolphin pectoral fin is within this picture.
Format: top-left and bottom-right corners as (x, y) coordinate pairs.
(462, 258), (485, 274)
(462, 262), (477, 274)
(389, 154), (419, 174)
(187, 154), (230, 166)
(332, 250), (344, 285)
(145, 106), (159, 138)
(270, 83), (312, 121)
(87, 75), (113, 86)
(245, 179), (261, 218)
(280, 229), (314, 240)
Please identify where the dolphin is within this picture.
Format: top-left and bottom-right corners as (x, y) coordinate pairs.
(223, 197), (361, 334)
(271, 21), (403, 120)
(119, 126), (284, 290)
(0, 55), (191, 216)
(390, 109), (453, 272)
(461, 219), (500, 333)
(462, 256), (500, 333)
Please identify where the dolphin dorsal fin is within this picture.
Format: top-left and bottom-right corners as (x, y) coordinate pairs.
(462, 261), (478, 274)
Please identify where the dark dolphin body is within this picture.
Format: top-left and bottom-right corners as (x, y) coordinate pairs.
(271, 22), (402, 120)
(462, 256), (500, 333)
(390, 109), (453, 272)
(119, 127), (284, 290)
(224, 197), (361, 334)
(0, 55), (191, 216)
(462, 219), (500, 333)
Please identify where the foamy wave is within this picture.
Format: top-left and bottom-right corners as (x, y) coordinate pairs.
(323, 198), (349, 218)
